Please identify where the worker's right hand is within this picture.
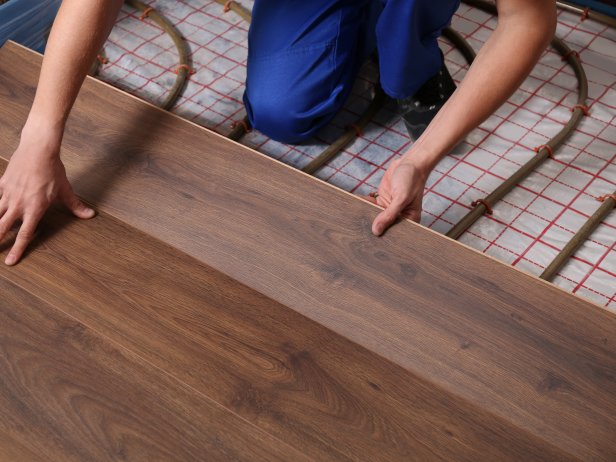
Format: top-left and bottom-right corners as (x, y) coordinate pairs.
(366, 157), (428, 236)
(0, 131), (95, 266)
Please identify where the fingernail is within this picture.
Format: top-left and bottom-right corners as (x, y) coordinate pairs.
(5, 254), (16, 266)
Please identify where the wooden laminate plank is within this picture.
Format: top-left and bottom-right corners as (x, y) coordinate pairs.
(0, 187), (578, 461)
(1, 42), (615, 459)
(0, 435), (48, 462)
(0, 277), (311, 462)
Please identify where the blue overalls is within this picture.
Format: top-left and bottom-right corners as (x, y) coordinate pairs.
(244, 0), (460, 143)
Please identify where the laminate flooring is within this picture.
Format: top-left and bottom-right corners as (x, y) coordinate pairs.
(1, 41), (615, 461)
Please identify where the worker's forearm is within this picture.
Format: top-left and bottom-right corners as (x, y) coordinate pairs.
(405, 0), (557, 172)
(22, 0), (123, 151)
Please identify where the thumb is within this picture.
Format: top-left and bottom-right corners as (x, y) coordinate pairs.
(62, 188), (96, 219)
(372, 198), (405, 236)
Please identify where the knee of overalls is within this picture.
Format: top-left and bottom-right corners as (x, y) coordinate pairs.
(243, 0), (376, 144)
(243, 47), (353, 144)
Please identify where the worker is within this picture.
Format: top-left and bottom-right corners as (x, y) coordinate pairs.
(0, 0), (556, 265)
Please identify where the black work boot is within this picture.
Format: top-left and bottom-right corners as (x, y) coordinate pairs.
(397, 50), (456, 140)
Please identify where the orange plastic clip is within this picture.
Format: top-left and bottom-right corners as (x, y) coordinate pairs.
(175, 64), (195, 75)
(348, 123), (363, 137)
(231, 119), (251, 133)
(471, 198), (493, 215)
(533, 144), (554, 159)
(140, 7), (154, 20)
(223, 0), (234, 12)
(597, 194), (616, 203)
(581, 7), (590, 21)
(562, 50), (580, 61)
(96, 54), (108, 65)
(571, 104), (590, 116)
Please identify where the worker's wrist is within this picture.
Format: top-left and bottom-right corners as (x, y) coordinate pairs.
(399, 146), (439, 178)
(20, 114), (64, 158)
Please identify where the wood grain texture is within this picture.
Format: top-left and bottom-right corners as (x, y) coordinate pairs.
(0, 277), (310, 462)
(0, 41), (616, 459)
(0, 165), (576, 461)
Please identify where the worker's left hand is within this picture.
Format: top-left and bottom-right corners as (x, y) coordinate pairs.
(367, 156), (428, 236)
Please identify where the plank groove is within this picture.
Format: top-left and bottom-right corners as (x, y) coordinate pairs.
(0, 41), (615, 460)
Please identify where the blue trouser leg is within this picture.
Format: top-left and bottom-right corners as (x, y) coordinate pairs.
(376, 0), (460, 99)
(244, 0), (459, 144)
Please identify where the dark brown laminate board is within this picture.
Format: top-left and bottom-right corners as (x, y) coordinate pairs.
(1, 42), (616, 459)
(0, 277), (310, 462)
(0, 179), (578, 461)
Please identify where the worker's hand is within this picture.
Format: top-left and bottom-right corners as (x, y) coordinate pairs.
(368, 156), (429, 236)
(0, 134), (95, 266)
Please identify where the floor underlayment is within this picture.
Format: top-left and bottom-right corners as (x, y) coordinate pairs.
(96, 0), (616, 310)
